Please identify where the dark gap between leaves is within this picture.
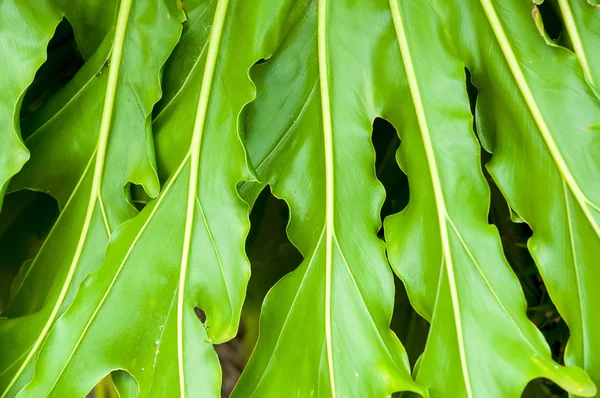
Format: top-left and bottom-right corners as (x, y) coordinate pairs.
(214, 186), (301, 397)
(537, 1), (564, 42)
(371, 117), (409, 238)
(20, 18), (84, 131)
(0, 191), (58, 316)
(371, 118), (428, 367)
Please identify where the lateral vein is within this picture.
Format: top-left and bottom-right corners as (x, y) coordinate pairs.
(563, 180), (588, 369)
(0, 0), (133, 395)
(479, 0), (600, 239)
(45, 154), (190, 396)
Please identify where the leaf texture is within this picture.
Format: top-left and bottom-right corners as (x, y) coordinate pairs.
(433, 0), (600, 392)
(553, 0), (600, 89)
(0, 0), (598, 396)
(0, 0), (182, 395)
(384, 0), (596, 397)
(233, 1), (425, 396)
(0, 0), (62, 209)
(13, 0), (296, 395)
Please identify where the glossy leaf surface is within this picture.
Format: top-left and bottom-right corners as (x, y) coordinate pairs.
(439, 0), (600, 393)
(0, 0), (599, 397)
(233, 1), (425, 396)
(13, 0), (295, 396)
(0, 1), (62, 209)
(553, 0), (600, 89)
(0, 0), (181, 395)
(384, 1), (596, 397)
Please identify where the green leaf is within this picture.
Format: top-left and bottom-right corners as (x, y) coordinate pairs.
(436, 0), (600, 393)
(233, 1), (425, 396)
(13, 0), (294, 395)
(0, 1), (62, 210)
(2, 0), (599, 396)
(384, 1), (595, 396)
(553, 0), (600, 90)
(0, 0), (182, 396)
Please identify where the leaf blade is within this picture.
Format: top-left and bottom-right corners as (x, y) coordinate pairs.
(15, 0), (295, 395)
(234, 1), (426, 396)
(439, 0), (600, 392)
(0, 0), (62, 209)
(0, 1), (183, 395)
(556, 0), (600, 89)
(384, 1), (596, 396)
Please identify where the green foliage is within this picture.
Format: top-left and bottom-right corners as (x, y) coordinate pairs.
(0, 0), (598, 397)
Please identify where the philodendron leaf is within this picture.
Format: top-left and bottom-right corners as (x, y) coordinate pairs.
(15, 0), (295, 395)
(233, 1), (426, 396)
(384, 1), (595, 397)
(0, 0), (182, 396)
(552, 0), (599, 89)
(0, 1), (62, 210)
(435, 0), (600, 392)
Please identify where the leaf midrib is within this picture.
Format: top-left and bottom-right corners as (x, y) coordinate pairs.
(317, 0), (336, 395)
(0, 0), (133, 395)
(388, 1), (473, 395)
(8, 153), (100, 302)
(176, 0), (230, 396)
(44, 155), (190, 396)
(245, 228), (325, 398)
(479, 0), (600, 239)
(557, 0), (594, 87)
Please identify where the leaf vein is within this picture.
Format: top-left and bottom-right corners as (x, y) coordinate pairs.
(195, 196), (233, 312)
(43, 154), (190, 396)
(247, 228), (326, 398)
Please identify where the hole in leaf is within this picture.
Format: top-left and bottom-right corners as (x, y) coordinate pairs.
(111, 370), (139, 398)
(464, 68), (478, 131)
(130, 183), (152, 211)
(0, 191), (58, 316)
(194, 306), (207, 324)
(245, 186), (302, 306)
(485, 171), (568, 369)
(87, 370), (139, 398)
(20, 18), (84, 131)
